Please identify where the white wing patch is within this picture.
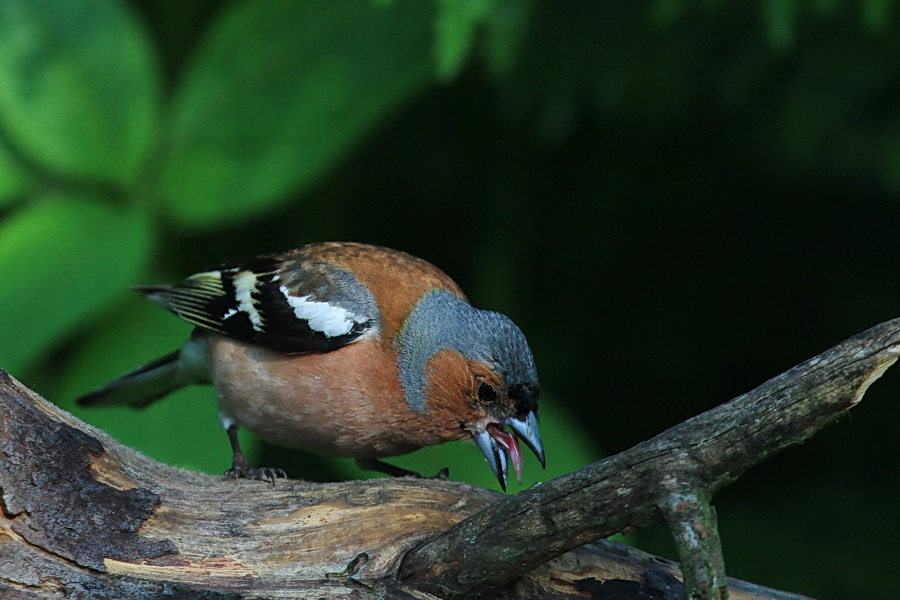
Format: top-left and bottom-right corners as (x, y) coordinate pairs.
(233, 270), (264, 332)
(279, 285), (357, 338)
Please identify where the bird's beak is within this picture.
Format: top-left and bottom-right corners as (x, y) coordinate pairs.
(472, 410), (545, 491)
(508, 411), (546, 468)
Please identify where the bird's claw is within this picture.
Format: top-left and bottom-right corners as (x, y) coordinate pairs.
(225, 455), (286, 484)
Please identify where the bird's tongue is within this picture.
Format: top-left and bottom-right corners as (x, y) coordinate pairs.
(487, 423), (523, 482)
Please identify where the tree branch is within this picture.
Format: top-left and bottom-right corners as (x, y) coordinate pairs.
(3, 317), (898, 599)
(398, 317), (900, 598)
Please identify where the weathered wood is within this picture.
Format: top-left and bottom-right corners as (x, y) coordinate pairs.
(397, 317), (900, 598)
(3, 317), (898, 599)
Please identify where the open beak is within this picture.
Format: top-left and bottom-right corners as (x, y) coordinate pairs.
(472, 410), (545, 491)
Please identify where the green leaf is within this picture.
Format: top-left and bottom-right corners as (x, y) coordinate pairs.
(434, 0), (497, 80)
(160, 0), (434, 229)
(0, 195), (153, 375)
(0, 142), (27, 208)
(0, 0), (159, 185)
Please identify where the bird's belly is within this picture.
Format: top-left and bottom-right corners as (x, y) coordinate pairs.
(207, 336), (421, 458)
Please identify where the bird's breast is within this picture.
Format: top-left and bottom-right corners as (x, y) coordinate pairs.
(206, 335), (465, 458)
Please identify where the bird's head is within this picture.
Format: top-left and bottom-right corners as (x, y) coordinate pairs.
(395, 290), (544, 490)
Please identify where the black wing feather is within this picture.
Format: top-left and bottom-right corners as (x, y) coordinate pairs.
(136, 255), (377, 355)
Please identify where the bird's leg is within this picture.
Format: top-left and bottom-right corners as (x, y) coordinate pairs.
(355, 458), (449, 481)
(224, 424), (286, 484)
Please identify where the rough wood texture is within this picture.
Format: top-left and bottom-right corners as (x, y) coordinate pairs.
(399, 318), (900, 599)
(3, 317), (899, 599)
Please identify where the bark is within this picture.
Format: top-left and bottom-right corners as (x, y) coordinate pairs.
(3, 317), (898, 599)
(399, 318), (900, 598)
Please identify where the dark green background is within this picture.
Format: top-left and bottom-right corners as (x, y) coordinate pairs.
(0, 1), (897, 598)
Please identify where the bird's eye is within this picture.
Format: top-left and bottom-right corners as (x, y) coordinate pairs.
(477, 382), (498, 404)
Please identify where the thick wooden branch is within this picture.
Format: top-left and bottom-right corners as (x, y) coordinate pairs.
(398, 318), (900, 599)
(2, 318), (898, 599)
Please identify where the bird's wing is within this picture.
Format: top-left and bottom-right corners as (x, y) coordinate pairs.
(137, 254), (380, 354)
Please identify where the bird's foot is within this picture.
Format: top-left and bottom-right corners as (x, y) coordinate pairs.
(225, 454), (286, 484)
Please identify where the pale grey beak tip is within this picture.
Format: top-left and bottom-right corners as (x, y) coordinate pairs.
(508, 411), (545, 468)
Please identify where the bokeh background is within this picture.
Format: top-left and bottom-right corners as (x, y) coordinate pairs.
(1, 1), (898, 597)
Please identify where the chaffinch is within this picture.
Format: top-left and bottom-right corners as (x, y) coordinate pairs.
(77, 242), (543, 490)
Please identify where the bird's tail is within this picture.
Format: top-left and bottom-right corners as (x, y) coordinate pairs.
(76, 351), (187, 409)
(77, 337), (210, 409)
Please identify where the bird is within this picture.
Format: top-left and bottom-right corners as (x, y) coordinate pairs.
(76, 242), (544, 490)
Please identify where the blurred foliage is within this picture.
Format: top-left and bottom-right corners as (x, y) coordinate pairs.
(1, 0), (899, 597)
(0, 0), (158, 185)
(161, 1), (434, 227)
